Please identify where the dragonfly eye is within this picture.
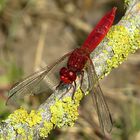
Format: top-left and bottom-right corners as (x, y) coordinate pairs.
(59, 67), (76, 84)
(60, 67), (68, 76)
(68, 70), (76, 82)
(60, 67), (71, 84)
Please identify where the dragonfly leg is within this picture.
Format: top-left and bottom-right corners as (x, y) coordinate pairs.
(57, 83), (73, 100)
(80, 70), (84, 87)
(56, 81), (63, 90)
(56, 82), (77, 102)
(71, 81), (76, 100)
(79, 70), (86, 95)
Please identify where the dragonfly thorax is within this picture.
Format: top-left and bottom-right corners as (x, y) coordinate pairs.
(59, 67), (76, 84)
(67, 48), (90, 72)
(59, 48), (90, 84)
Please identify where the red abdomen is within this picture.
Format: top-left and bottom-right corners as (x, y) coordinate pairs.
(67, 48), (89, 72)
(81, 7), (116, 53)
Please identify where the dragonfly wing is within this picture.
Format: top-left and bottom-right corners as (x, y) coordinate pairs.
(7, 70), (47, 104)
(85, 59), (113, 134)
(6, 53), (71, 104)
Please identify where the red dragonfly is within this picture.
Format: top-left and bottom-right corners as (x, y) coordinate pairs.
(7, 7), (117, 134)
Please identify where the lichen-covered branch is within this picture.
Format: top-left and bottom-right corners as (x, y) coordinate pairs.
(0, 0), (140, 139)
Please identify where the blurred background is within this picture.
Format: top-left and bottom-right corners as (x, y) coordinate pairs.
(0, 0), (140, 140)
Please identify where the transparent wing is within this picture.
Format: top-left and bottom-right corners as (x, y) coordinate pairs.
(86, 59), (113, 134)
(6, 53), (71, 105)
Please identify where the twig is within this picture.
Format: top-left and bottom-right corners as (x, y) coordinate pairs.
(0, 0), (140, 139)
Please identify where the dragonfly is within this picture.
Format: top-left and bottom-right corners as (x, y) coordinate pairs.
(7, 7), (117, 134)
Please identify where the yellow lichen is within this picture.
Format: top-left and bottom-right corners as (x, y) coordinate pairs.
(16, 127), (27, 139)
(8, 107), (42, 138)
(124, 0), (130, 7)
(124, 0), (134, 7)
(133, 29), (140, 48)
(105, 25), (140, 75)
(102, 50), (109, 55)
(50, 88), (83, 128)
(26, 110), (42, 127)
(17, 127), (25, 135)
(38, 88), (83, 138)
(39, 121), (53, 138)
(73, 87), (83, 103)
(9, 107), (42, 127)
(28, 135), (34, 140)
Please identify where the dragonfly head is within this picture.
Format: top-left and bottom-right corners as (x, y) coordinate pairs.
(60, 67), (76, 84)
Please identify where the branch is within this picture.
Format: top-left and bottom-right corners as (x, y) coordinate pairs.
(0, 0), (140, 139)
